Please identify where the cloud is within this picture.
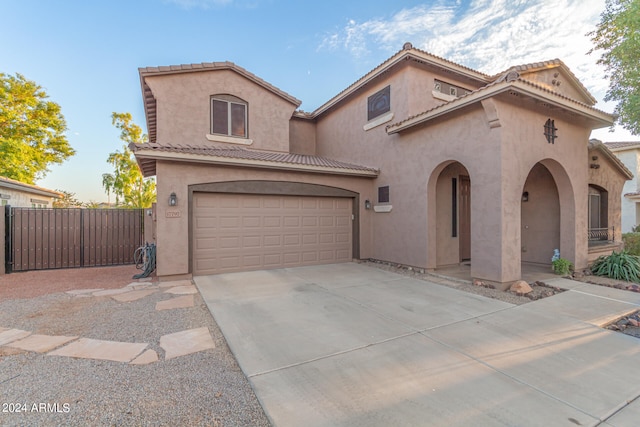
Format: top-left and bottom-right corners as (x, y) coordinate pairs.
(319, 0), (608, 98)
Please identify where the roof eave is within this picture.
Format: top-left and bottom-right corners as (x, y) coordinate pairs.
(589, 140), (634, 180)
(132, 149), (379, 178)
(311, 48), (490, 119)
(387, 80), (614, 135)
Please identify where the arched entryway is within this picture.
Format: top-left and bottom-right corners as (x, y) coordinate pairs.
(427, 161), (472, 269)
(521, 163), (561, 265)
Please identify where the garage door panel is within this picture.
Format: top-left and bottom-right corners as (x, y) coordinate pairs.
(263, 198), (282, 209)
(283, 216), (300, 227)
(242, 216), (261, 227)
(283, 234), (300, 246)
(193, 193), (353, 275)
(264, 235), (282, 247)
(263, 217), (281, 227)
(243, 236), (262, 248)
(196, 237), (217, 249)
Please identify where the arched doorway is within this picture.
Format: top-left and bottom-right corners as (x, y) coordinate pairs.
(521, 163), (561, 265)
(430, 161), (472, 267)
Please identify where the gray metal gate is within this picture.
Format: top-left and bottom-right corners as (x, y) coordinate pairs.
(5, 206), (143, 272)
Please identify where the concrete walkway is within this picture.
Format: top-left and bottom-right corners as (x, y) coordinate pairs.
(195, 263), (640, 427)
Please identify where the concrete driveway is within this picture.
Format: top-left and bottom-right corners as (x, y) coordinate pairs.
(195, 263), (640, 427)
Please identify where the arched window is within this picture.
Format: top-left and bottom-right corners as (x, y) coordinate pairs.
(211, 94), (247, 138)
(588, 185), (608, 241)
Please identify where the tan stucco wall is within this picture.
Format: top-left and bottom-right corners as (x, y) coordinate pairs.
(154, 160), (374, 278)
(289, 116), (317, 155)
(146, 70), (297, 152)
(521, 68), (592, 105)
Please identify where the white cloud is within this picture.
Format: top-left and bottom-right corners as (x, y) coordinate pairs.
(319, 0), (608, 99)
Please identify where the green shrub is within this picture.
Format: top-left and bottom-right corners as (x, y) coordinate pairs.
(623, 232), (640, 256)
(552, 258), (573, 275)
(591, 251), (640, 283)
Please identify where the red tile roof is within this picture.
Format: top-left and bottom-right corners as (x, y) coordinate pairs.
(604, 141), (640, 150)
(130, 143), (379, 177)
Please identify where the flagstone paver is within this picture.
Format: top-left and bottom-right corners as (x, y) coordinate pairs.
(130, 349), (159, 365)
(160, 327), (215, 360)
(111, 289), (157, 303)
(164, 285), (198, 295)
(158, 280), (193, 289)
(66, 288), (104, 295)
(7, 334), (78, 353)
(48, 338), (148, 362)
(0, 329), (31, 346)
(92, 288), (133, 297)
(156, 295), (195, 311)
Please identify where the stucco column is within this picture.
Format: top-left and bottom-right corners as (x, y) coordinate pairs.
(470, 169), (521, 283)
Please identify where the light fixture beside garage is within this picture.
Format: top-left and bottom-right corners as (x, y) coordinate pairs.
(365, 199), (372, 210)
(168, 192), (177, 206)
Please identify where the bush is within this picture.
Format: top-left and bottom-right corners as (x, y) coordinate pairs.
(552, 258), (573, 275)
(623, 232), (640, 256)
(591, 251), (640, 283)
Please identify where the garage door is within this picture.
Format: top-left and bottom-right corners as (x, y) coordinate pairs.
(192, 193), (353, 275)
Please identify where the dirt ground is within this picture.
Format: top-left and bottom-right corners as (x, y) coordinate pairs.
(0, 265), (152, 300)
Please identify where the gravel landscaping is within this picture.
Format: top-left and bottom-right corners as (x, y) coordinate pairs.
(0, 266), (270, 427)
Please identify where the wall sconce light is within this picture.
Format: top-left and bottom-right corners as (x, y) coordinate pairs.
(364, 199), (372, 210)
(522, 191), (529, 202)
(168, 192), (177, 206)
(592, 155), (599, 161)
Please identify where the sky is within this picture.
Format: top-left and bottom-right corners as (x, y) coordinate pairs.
(1, 0), (637, 203)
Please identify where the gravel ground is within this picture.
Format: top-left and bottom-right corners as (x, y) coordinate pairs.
(0, 267), (270, 427)
(361, 260), (564, 305)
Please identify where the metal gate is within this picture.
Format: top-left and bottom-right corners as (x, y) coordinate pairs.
(5, 206), (144, 272)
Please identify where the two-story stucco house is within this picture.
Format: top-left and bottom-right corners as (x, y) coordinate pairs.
(604, 142), (640, 232)
(131, 42), (631, 286)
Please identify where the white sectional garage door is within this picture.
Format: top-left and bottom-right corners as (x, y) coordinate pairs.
(192, 193), (352, 276)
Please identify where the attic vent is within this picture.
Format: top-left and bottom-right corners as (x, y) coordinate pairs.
(544, 118), (558, 144)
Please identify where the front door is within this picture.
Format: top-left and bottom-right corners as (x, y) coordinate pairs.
(459, 176), (471, 261)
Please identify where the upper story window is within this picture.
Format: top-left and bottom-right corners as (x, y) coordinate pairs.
(211, 95), (247, 138)
(433, 79), (471, 101)
(367, 85), (390, 121)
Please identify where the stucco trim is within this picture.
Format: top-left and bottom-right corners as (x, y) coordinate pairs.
(373, 205), (393, 213)
(205, 134), (254, 145)
(363, 112), (394, 131)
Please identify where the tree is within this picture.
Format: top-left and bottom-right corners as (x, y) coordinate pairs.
(53, 190), (83, 208)
(0, 73), (75, 183)
(102, 112), (156, 208)
(589, 0), (640, 134)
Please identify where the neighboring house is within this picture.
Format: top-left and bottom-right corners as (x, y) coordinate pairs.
(131, 42), (631, 285)
(604, 142), (640, 233)
(0, 176), (62, 208)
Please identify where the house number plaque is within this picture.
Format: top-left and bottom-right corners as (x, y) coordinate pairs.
(165, 210), (181, 218)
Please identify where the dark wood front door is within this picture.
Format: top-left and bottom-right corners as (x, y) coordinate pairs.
(459, 176), (471, 261)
